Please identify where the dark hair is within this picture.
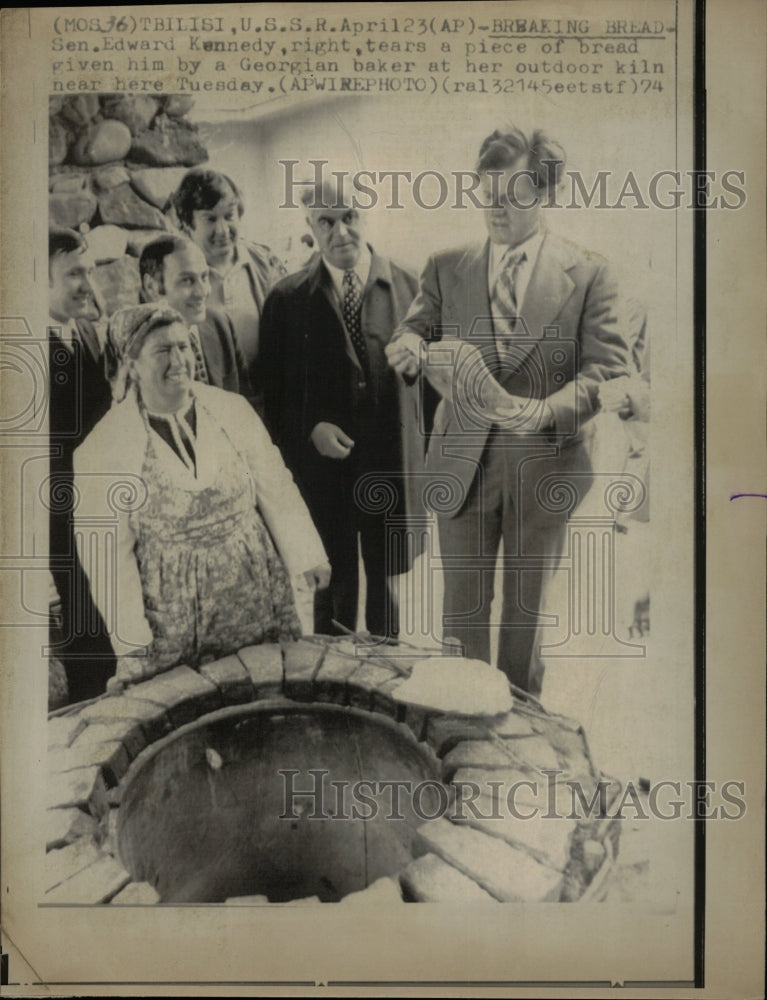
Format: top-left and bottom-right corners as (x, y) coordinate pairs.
(476, 126), (566, 195)
(49, 227), (87, 282)
(139, 234), (192, 290)
(172, 168), (244, 229)
(49, 226), (86, 261)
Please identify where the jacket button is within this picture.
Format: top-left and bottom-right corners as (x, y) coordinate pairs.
(358, 380), (366, 389)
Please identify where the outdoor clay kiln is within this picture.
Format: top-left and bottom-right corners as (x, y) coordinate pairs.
(45, 637), (621, 904)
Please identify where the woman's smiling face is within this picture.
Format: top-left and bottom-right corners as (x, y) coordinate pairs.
(130, 321), (194, 412)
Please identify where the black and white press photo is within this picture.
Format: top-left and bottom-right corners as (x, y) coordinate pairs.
(0, 2), (764, 996)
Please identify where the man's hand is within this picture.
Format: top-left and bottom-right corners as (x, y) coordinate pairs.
(385, 335), (421, 378)
(302, 561), (332, 590)
(598, 375), (632, 417)
(487, 395), (555, 435)
(310, 422), (354, 459)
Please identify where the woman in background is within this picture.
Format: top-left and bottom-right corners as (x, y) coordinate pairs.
(74, 303), (329, 689)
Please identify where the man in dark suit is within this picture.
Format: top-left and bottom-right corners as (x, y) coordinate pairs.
(48, 227), (115, 700)
(387, 126), (630, 693)
(139, 235), (253, 403)
(257, 179), (430, 639)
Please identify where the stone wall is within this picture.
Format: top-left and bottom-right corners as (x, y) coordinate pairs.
(49, 94), (209, 317)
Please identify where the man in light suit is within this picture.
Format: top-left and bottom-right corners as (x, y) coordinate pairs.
(387, 126), (630, 693)
(139, 235), (253, 404)
(257, 178), (433, 639)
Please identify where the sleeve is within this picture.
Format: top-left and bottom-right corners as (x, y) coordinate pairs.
(220, 310), (257, 411)
(546, 259), (631, 433)
(392, 253), (445, 344)
(73, 441), (154, 657)
(254, 289), (285, 444)
(249, 242), (288, 298)
(229, 395), (328, 576)
(234, 341), (256, 410)
(257, 287), (329, 458)
(389, 254), (448, 390)
(267, 250), (288, 286)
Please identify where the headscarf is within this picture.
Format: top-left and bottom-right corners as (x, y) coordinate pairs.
(107, 303), (186, 402)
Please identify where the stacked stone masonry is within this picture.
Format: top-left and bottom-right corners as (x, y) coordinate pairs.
(46, 638), (621, 904)
(49, 93), (208, 318)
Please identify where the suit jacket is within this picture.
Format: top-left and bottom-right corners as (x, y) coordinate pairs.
(257, 247), (432, 540)
(395, 231), (630, 520)
(48, 320), (113, 638)
(49, 320), (112, 473)
(197, 306), (253, 401)
(207, 239), (288, 369)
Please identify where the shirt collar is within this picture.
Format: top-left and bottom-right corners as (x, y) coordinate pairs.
(489, 228), (545, 283)
(48, 315), (78, 351)
(144, 398), (196, 424)
(209, 239), (253, 280)
(322, 243), (372, 299)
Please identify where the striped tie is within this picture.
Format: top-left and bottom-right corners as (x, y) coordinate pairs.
(492, 248), (527, 354)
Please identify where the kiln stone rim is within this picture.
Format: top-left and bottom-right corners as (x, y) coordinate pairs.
(45, 640), (621, 904)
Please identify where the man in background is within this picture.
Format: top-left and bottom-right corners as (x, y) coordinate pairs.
(139, 235), (252, 403)
(258, 178), (432, 640)
(172, 168), (286, 372)
(48, 226), (114, 700)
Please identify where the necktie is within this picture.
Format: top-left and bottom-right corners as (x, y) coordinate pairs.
(492, 248), (527, 352)
(342, 269), (368, 372)
(188, 327), (209, 384)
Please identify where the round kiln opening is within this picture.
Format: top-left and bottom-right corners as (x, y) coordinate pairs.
(117, 702), (441, 903)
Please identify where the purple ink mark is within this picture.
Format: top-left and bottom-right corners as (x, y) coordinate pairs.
(729, 493), (767, 501)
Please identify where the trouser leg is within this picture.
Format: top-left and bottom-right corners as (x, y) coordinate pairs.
(437, 456), (504, 665)
(313, 511), (360, 635)
(50, 504), (115, 703)
(359, 513), (399, 639)
(496, 456), (570, 696)
(496, 554), (547, 695)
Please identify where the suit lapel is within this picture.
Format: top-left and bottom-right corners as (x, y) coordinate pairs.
(308, 253), (364, 374)
(456, 242), (493, 343)
(500, 232), (576, 379)
(75, 319), (102, 365)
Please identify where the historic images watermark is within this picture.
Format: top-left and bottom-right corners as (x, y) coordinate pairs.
(279, 160), (748, 211)
(279, 769), (748, 822)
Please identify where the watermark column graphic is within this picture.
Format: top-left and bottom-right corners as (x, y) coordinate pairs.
(66, 471), (148, 653)
(535, 472), (647, 658)
(0, 316), (150, 654)
(352, 318), (647, 656)
(0, 319), (53, 639)
(353, 468), (466, 645)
